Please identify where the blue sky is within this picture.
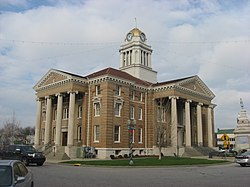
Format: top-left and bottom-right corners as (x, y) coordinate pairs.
(0, 0), (249, 130)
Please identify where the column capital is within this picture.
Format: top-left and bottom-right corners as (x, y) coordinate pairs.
(169, 96), (179, 100)
(67, 91), (78, 94)
(55, 93), (63, 97)
(185, 99), (192, 103)
(36, 97), (42, 102)
(45, 95), (52, 100)
(208, 104), (216, 109)
(197, 102), (203, 106)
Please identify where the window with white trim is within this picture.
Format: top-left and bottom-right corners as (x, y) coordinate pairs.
(114, 102), (122, 117)
(130, 106), (134, 119)
(115, 85), (121, 96)
(53, 109), (57, 120)
(138, 127), (143, 143)
(130, 91), (135, 100)
(94, 125), (100, 142)
(157, 106), (166, 122)
(138, 108), (142, 120)
(114, 125), (120, 142)
(94, 102), (100, 116)
(78, 105), (82, 118)
(139, 93), (143, 101)
(63, 108), (69, 119)
(95, 85), (101, 96)
(77, 126), (82, 141)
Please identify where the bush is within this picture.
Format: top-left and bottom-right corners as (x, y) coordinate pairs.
(110, 155), (115, 159)
(124, 154), (128, 158)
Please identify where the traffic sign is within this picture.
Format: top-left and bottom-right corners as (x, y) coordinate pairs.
(221, 134), (229, 141)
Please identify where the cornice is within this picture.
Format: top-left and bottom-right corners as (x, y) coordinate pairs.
(34, 78), (87, 92)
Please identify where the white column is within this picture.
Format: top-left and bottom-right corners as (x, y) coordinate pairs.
(120, 52), (124, 67)
(170, 96), (178, 147)
(185, 100), (192, 147)
(148, 53), (151, 67)
(207, 105), (213, 147)
(131, 50), (135, 65)
(34, 98), (42, 147)
(67, 91), (77, 146)
(197, 103), (203, 146)
(44, 96), (52, 145)
(55, 93), (63, 146)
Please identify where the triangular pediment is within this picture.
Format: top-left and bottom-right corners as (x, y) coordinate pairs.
(177, 76), (215, 99)
(33, 69), (86, 91)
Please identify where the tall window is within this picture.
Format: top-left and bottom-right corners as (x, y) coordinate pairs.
(157, 106), (166, 122)
(63, 108), (69, 119)
(114, 126), (120, 142)
(94, 125), (100, 142)
(138, 127), (143, 143)
(139, 93), (143, 101)
(94, 103), (100, 116)
(95, 85), (101, 96)
(114, 103), (122, 117)
(53, 127), (56, 141)
(42, 111), (46, 121)
(77, 126), (82, 141)
(115, 85), (121, 96)
(53, 109), (57, 120)
(78, 105), (82, 118)
(130, 91), (135, 100)
(138, 108), (142, 120)
(130, 106), (134, 119)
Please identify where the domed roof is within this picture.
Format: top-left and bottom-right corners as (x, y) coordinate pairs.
(129, 27), (144, 37)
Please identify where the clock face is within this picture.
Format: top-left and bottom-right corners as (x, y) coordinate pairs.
(140, 33), (146, 42)
(126, 33), (133, 41)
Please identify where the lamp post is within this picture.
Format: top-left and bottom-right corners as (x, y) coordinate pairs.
(127, 119), (136, 165)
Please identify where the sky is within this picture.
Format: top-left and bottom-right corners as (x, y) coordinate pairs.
(0, 0), (249, 130)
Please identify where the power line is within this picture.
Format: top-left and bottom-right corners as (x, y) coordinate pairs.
(0, 38), (249, 46)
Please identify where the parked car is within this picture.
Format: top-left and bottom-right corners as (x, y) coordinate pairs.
(0, 144), (46, 166)
(0, 160), (34, 187)
(235, 150), (250, 167)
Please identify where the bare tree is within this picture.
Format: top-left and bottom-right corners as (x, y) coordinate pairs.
(156, 98), (171, 160)
(0, 113), (21, 145)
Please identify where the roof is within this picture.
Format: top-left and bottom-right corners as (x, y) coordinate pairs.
(0, 160), (15, 166)
(86, 67), (152, 86)
(154, 76), (196, 86)
(217, 128), (235, 134)
(129, 27), (144, 37)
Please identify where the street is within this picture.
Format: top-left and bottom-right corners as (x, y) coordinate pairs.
(29, 162), (250, 187)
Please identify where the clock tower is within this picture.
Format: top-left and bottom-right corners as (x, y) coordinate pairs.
(119, 28), (157, 83)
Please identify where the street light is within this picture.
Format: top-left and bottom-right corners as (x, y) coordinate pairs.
(127, 119), (136, 165)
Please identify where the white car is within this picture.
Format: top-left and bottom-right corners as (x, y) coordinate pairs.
(235, 150), (250, 167)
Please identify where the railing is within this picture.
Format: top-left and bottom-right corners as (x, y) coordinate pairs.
(37, 141), (55, 155)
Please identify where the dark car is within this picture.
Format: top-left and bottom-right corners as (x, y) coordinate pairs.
(1, 144), (46, 166)
(235, 150), (250, 167)
(0, 160), (34, 187)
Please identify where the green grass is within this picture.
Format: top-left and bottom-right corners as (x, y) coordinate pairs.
(61, 156), (228, 166)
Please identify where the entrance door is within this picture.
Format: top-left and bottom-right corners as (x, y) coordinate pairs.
(62, 132), (68, 146)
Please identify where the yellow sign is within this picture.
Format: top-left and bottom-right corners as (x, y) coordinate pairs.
(221, 134), (229, 141)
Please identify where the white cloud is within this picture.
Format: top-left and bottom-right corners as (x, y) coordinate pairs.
(0, 0), (249, 130)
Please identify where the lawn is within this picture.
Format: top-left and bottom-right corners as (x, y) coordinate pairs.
(61, 156), (228, 166)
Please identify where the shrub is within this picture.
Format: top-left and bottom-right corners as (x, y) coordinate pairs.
(124, 154), (128, 158)
(110, 155), (115, 159)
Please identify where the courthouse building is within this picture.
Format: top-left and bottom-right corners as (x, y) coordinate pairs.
(34, 27), (216, 159)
